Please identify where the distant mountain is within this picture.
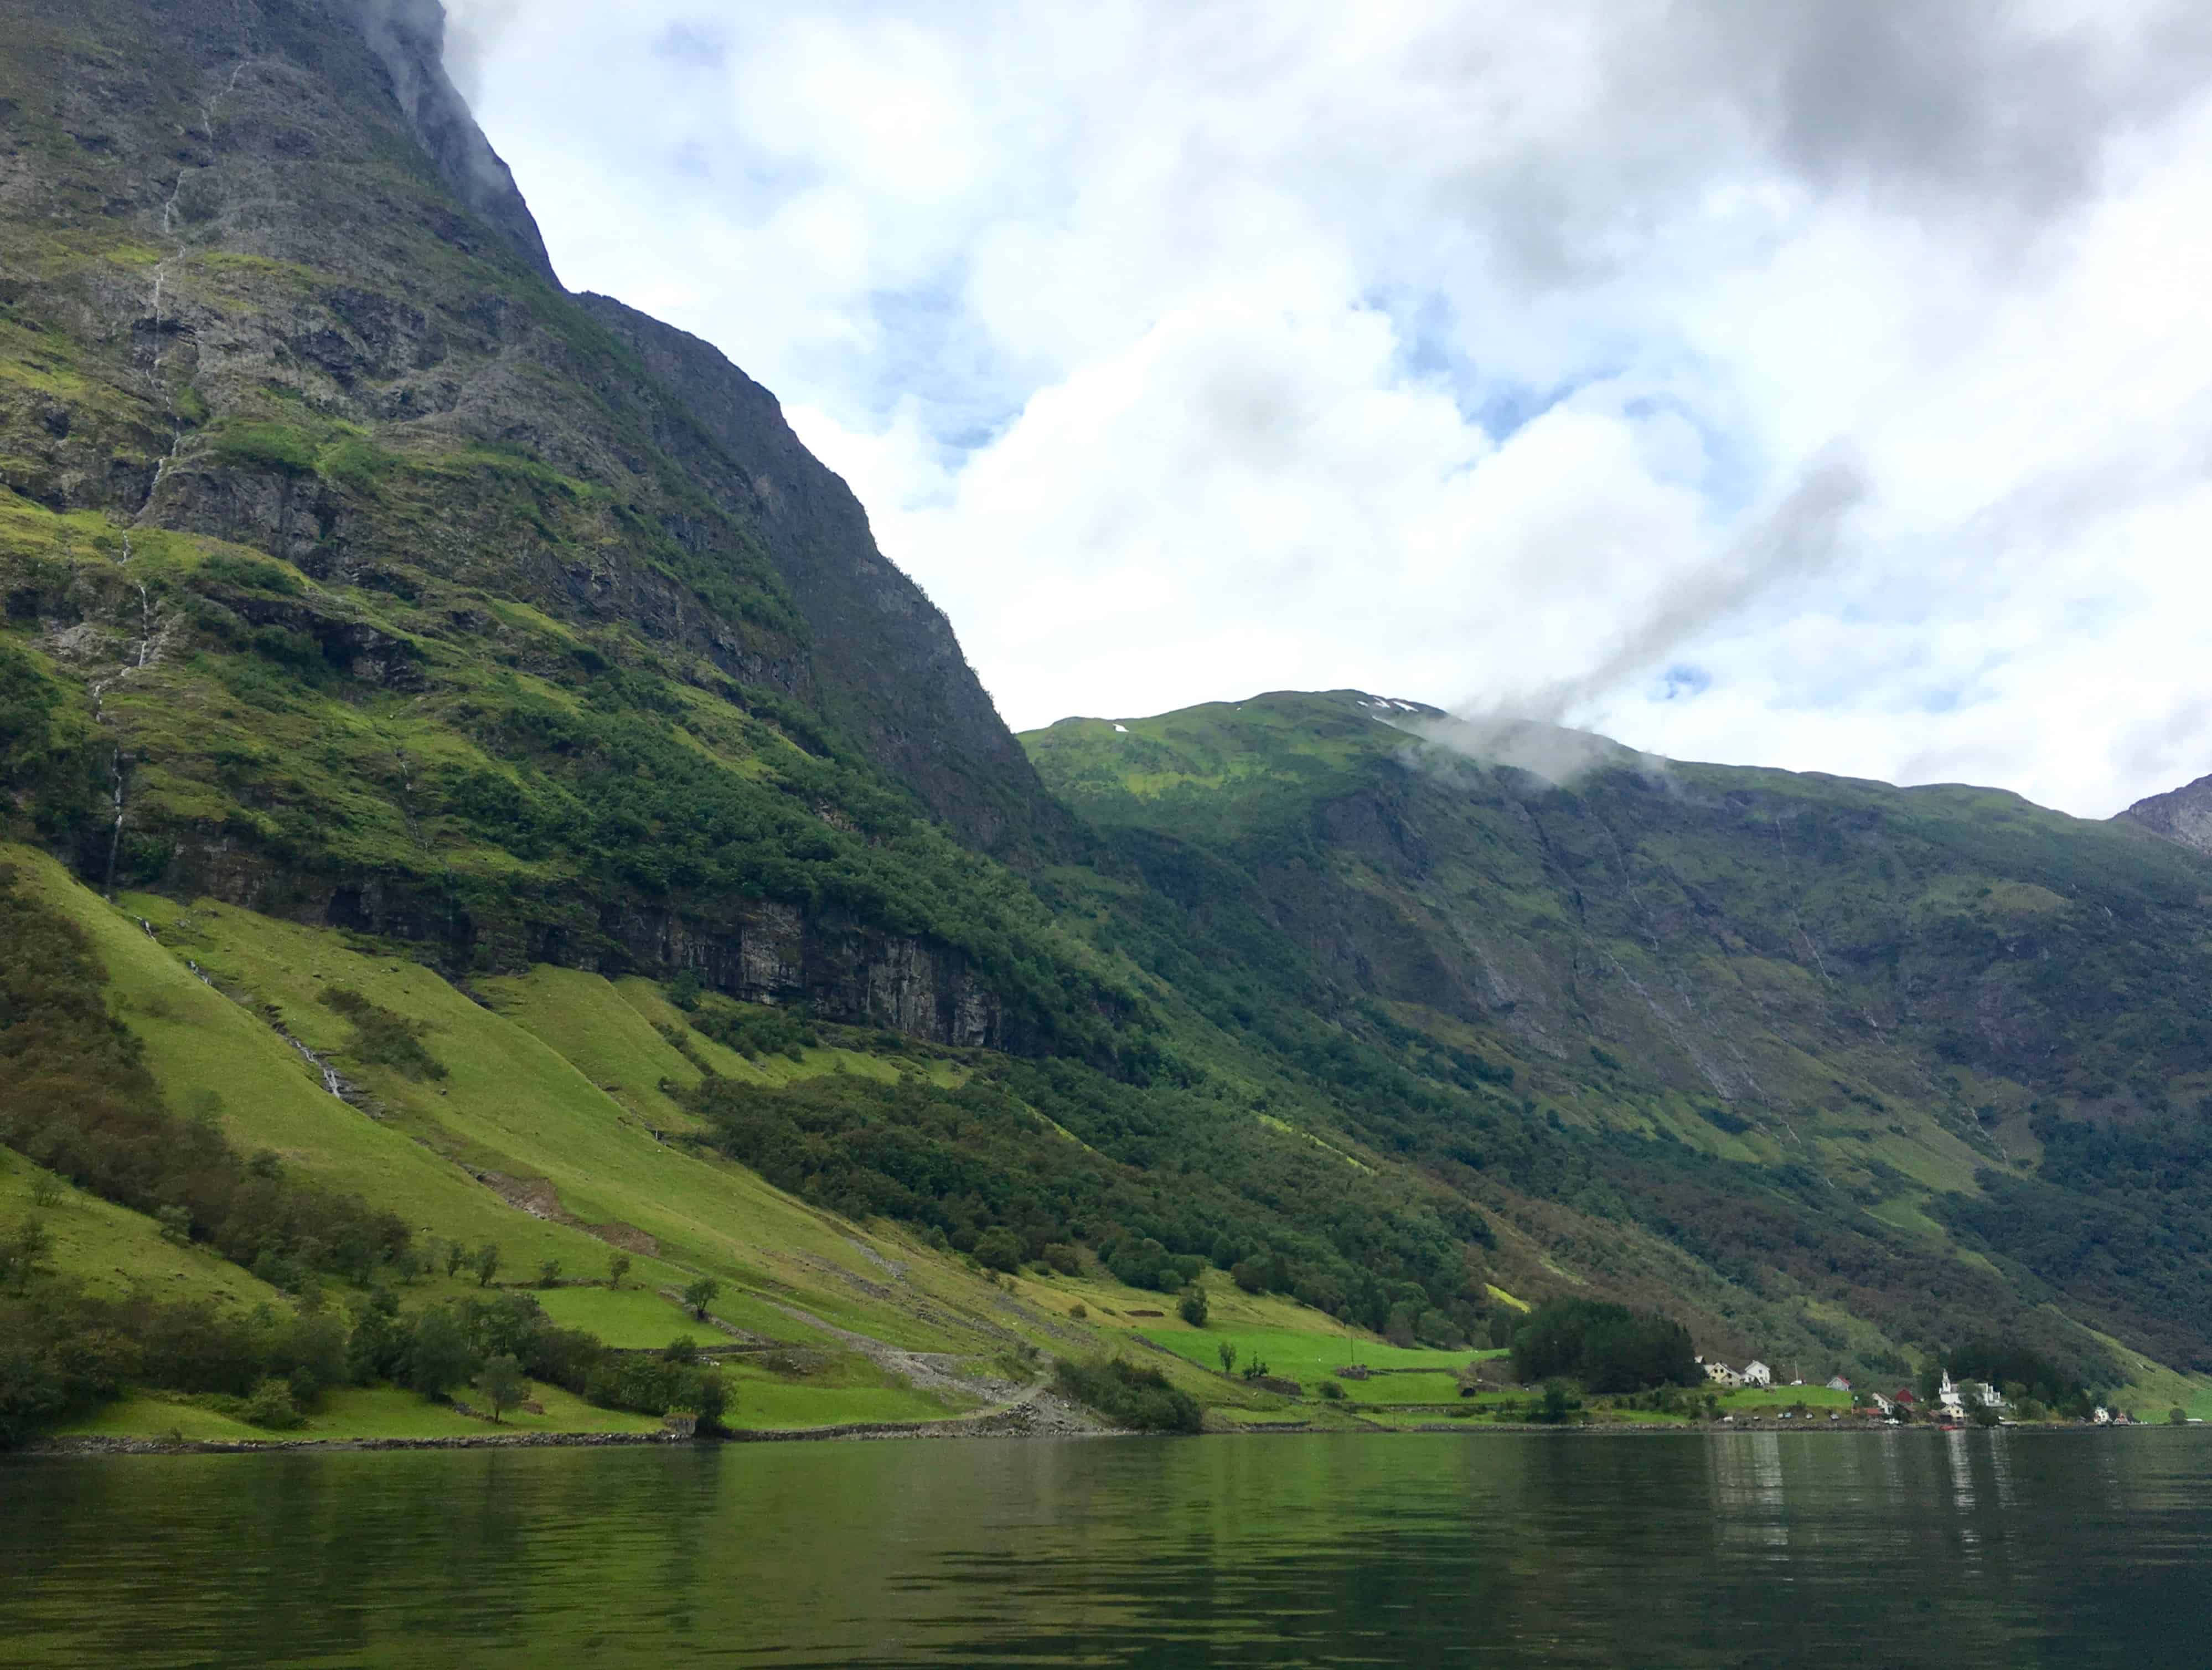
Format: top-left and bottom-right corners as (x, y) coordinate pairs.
(1026, 691), (2212, 1374)
(2120, 773), (2212, 857)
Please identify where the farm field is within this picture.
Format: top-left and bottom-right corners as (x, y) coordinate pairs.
(532, 1285), (705, 1350)
(1142, 1322), (1490, 1383)
(51, 1383), (665, 1442)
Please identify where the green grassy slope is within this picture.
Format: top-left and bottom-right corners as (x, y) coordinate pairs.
(0, 1149), (281, 1309)
(0, 844), (1452, 1439)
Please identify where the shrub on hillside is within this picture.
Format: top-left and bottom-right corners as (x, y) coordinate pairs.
(973, 1227), (1023, 1273)
(1052, 1355), (1202, 1433)
(319, 988), (447, 1081)
(1041, 1243), (1082, 1276)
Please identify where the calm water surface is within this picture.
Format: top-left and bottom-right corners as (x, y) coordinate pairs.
(5, 1431), (2210, 1667)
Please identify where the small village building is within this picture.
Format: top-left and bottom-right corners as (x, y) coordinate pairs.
(1868, 1391), (1895, 1416)
(1938, 1372), (1966, 1419)
(1741, 1360), (1773, 1387)
(1826, 1375), (1853, 1393)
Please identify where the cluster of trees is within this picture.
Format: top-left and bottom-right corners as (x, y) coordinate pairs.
(682, 994), (818, 1061)
(685, 1055), (1492, 1342)
(0, 868), (414, 1286)
(1916, 1338), (2099, 1422)
(0, 1256), (728, 1446)
(1508, 1298), (1701, 1394)
(1, 1277), (373, 1444)
(1941, 1113), (2212, 1372)
(1050, 1356), (1202, 1434)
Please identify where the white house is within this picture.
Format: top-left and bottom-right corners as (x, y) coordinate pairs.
(1868, 1391), (1895, 1416)
(2094, 1405), (2113, 1425)
(1741, 1360), (1773, 1388)
(1972, 1381), (2007, 1411)
(1826, 1375), (1853, 1393)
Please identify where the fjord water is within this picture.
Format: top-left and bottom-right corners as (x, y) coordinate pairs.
(6, 1433), (2209, 1667)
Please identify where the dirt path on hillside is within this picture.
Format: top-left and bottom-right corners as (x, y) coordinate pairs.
(763, 1297), (1105, 1434)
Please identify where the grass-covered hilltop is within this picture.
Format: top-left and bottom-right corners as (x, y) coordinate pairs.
(4, 0), (2210, 1446)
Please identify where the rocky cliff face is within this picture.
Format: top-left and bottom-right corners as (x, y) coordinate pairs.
(0, 0), (1082, 1047)
(344, 0), (559, 285)
(2120, 772), (2212, 856)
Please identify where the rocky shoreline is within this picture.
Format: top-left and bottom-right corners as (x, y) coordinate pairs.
(23, 1413), (2139, 1458)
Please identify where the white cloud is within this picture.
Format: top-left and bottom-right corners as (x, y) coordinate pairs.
(452, 0), (2212, 816)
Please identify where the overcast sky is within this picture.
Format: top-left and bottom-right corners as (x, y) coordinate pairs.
(447, 0), (2212, 816)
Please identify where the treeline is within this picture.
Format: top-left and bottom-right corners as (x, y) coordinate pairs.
(0, 1265), (723, 1446)
(1939, 1112), (2212, 1372)
(683, 1058), (1496, 1343)
(1509, 1298), (1701, 1394)
(1938, 1337), (2097, 1416)
(0, 865), (412, 1282)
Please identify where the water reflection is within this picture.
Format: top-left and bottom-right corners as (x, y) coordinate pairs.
(3, 1432), (2210, 1668)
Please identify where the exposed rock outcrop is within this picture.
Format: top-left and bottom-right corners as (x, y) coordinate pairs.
(2120, 772), (2212, 855)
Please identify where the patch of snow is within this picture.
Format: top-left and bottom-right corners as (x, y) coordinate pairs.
(1113, 723), (1128, 734)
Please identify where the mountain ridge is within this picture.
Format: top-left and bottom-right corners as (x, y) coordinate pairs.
(2121, 771), (2212, 856)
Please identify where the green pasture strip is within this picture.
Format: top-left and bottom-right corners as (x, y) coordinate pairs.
(1143, 1324), (1475, 1382)
(479, 965), (710, 1135)
(720, 1354), (965, 1430)
(50, 1383), (664, 1442)
(530, 1285), (704, 1349)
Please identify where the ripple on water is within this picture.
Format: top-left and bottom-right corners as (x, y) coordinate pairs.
(4, 1431), (2211, 1667)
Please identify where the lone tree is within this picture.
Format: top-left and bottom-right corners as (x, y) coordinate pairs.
(536, 1258), (561, 1290)
(682, 1276), (721, 1321)
(2, 1217), (54, 1291)
(1217, 1341), (1238, 1376)
(1178, 1286), (1209, 1327)
(405, 1306), (477, 1400)
(443, 1239), (466, 1279)
(470, 1243), (501, 1287)
(608, 1252), (632, 1290)
(685, 1368), (730, 1434)
(475, 1354), (526, 1424)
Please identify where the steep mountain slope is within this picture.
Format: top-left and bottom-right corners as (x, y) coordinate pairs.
(1026, 692), (2212, 1375)
(574, 295), (1073, 862)
(0, 0), (1080, 1046)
